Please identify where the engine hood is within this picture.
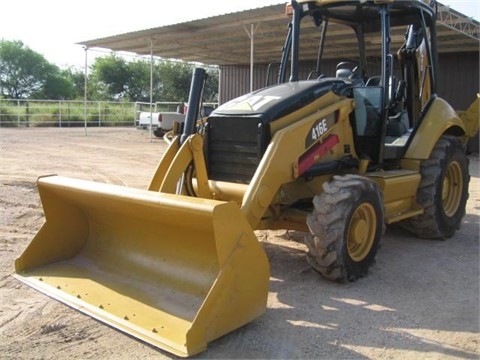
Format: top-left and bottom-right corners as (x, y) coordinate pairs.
(211, 78), (349, 124)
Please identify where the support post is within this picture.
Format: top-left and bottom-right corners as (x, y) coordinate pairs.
(243, 23), (260, 93)
(83, 46), (88, 136)
(149, 39), (154, 142)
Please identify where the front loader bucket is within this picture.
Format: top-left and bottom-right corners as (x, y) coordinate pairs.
(14, 175), (270, 357)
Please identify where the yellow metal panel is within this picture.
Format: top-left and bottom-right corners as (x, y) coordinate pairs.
(148, 136), (180, 191)
(241, 97), (355, 229)
(15, 175), (269, 357)
(405, 98), (466, 160)
(192, 179), (248, 205)
(368, 171), (422, 223)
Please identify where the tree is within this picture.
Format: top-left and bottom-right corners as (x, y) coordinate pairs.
(157, 61), (218, 102)
(63, 66), (88, 100)
(158, 61), (195, 101)
(0, 39), (219, 102)
(31, 67), (77, 100)
(122, 59), (168, 102)
(89, 55), (130, 100)
(90, 55), (218, 103)
(90, 55), (157, 102)
(0, 40), (74, 99)
(204, 66), (219, 102)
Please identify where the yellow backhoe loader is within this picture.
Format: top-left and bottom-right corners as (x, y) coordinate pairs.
(15, 0), (479, 357)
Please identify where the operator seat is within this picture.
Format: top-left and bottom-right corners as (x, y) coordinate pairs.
(336, 67), (353, 78)
(336, 61), (364, 87)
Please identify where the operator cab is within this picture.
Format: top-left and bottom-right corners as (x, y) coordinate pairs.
(280, 0), (437, 168)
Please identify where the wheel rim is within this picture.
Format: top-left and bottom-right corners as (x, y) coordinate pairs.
(442, 160), (463, 217)
(347, 203), (376, 262)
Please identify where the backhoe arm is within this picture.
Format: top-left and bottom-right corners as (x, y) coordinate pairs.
(457, 93), (480, 146)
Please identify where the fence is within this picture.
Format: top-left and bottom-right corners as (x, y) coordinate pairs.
(0, 99), (135, 127)
(0, 99), (218, 128)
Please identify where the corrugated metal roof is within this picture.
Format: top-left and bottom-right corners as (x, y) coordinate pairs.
(77, 2), (479, 65)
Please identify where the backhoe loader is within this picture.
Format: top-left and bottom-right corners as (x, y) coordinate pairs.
(15, 0), (479, 357)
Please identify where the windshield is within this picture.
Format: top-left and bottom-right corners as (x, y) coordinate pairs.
(279, 0), (435, 84)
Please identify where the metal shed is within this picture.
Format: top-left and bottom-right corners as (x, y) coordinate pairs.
(77, 2), (479, 109)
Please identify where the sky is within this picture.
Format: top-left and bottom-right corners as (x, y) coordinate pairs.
(0, 0), (478, 69)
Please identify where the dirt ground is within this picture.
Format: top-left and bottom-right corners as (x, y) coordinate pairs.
(1, 127), (479, 360)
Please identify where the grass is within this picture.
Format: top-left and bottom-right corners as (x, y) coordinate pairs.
(0, 100), (136, 127)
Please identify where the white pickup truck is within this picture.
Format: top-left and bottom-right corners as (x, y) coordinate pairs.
(137, 111), (186, 137)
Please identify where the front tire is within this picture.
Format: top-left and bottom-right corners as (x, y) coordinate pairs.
(305, 175), (385, 283)
(400, 136), (470, 239)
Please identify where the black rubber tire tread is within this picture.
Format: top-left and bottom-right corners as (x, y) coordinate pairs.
(304, 174), (385, 283)
(400, 135), (470, 239)
(153, 129), (164, 138)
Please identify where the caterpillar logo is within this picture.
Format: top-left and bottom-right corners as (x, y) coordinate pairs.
(219, 94), (281, 112)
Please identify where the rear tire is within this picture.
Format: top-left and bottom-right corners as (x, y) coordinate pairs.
(304, 175), (385, 283)
(400, 136), (469, 239)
